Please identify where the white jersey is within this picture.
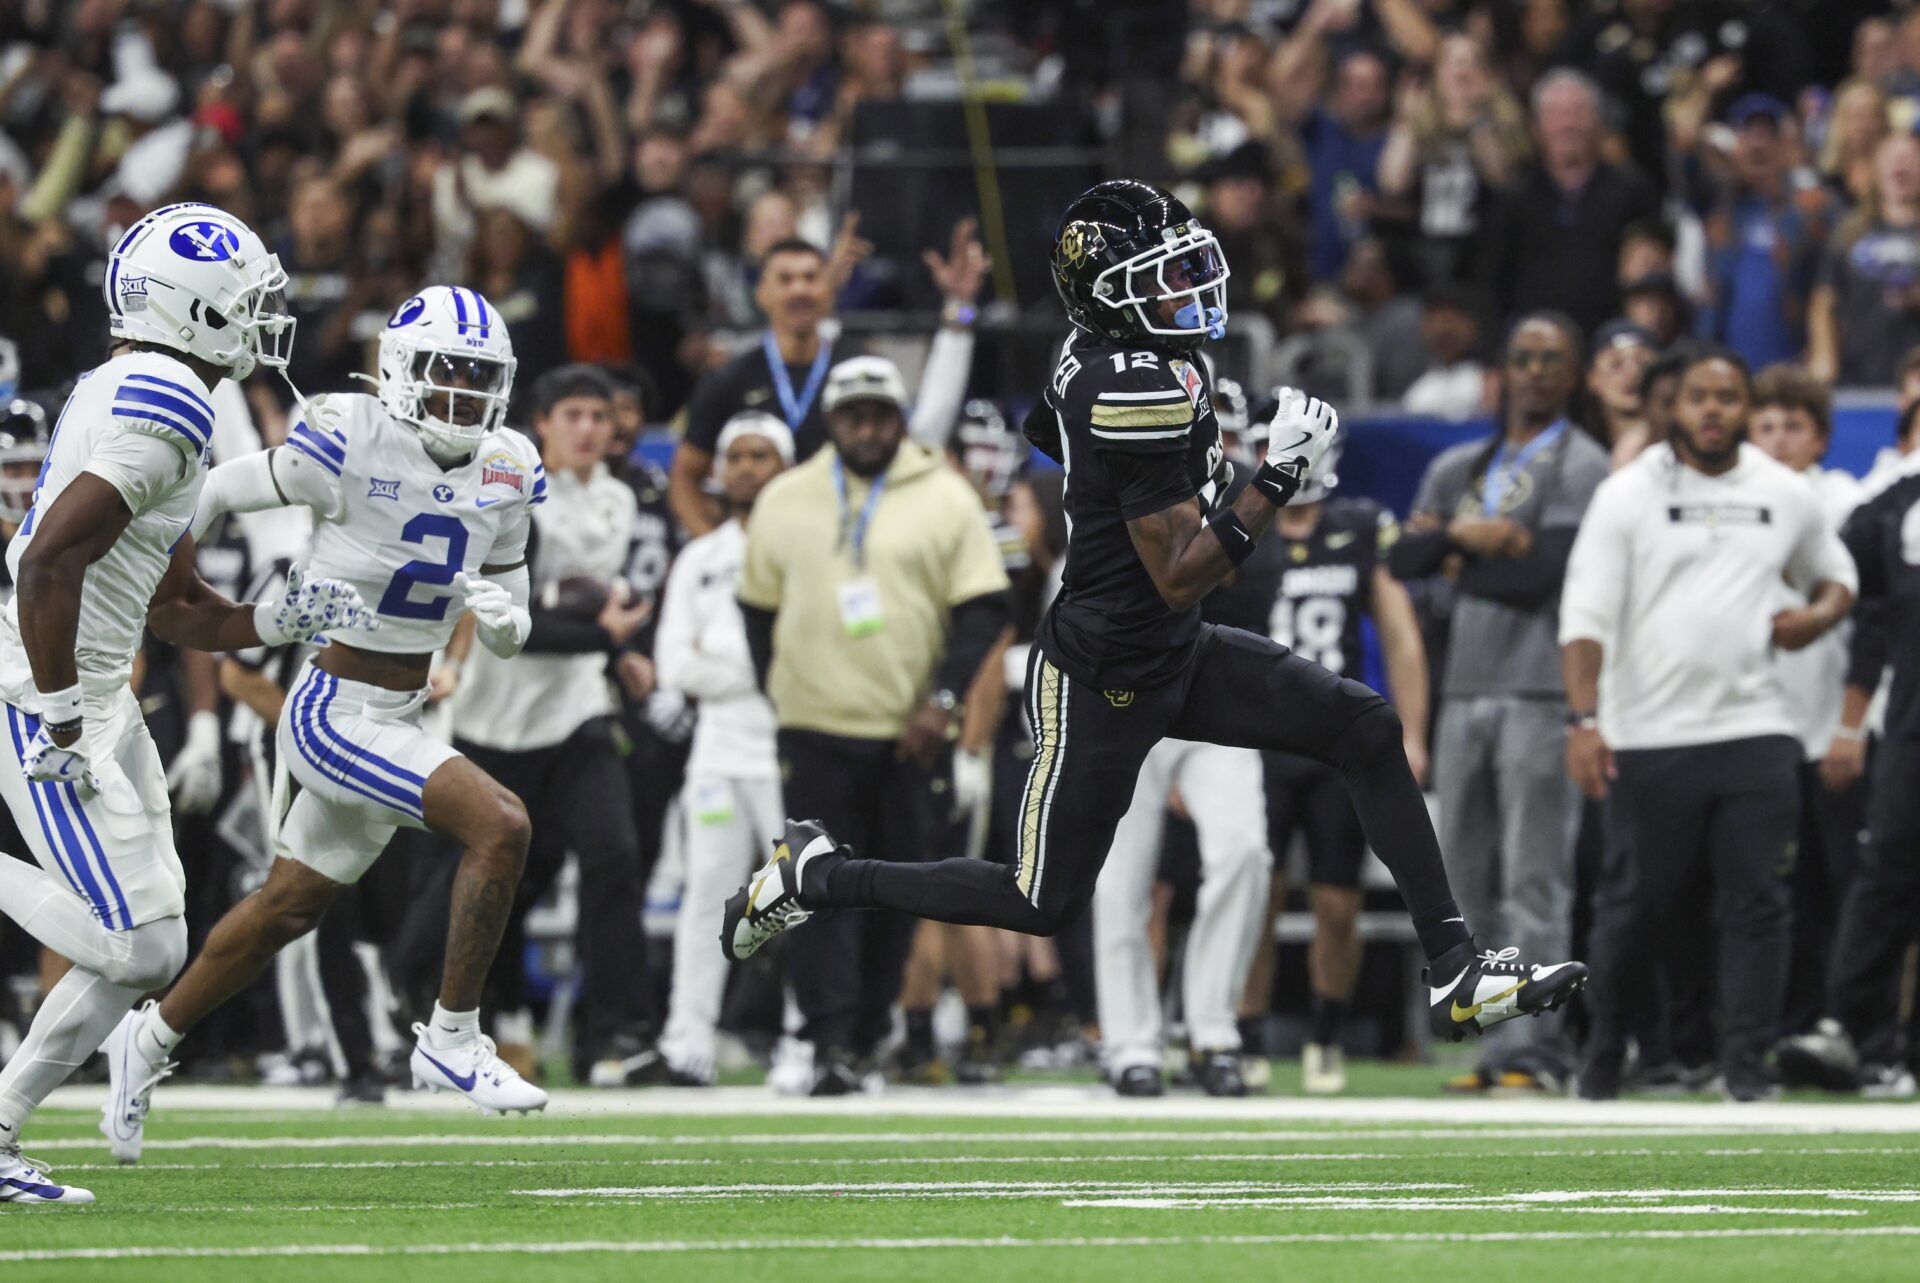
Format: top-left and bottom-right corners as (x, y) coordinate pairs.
(285, 393), (541, 654)
(0, 350), (212, 705)
(654, 519), (778, 780)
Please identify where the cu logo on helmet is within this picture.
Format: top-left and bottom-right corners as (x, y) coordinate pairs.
(167, 221), (241, 262)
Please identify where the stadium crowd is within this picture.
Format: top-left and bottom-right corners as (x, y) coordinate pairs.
(0, 0), (1916, 1101)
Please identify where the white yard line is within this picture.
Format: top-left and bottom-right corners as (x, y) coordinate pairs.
(10, 1228), (1920, 1262)
(35, 1083), (1920, 1130)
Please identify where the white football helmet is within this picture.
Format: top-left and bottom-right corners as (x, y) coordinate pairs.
(376, 286), (516, 461)
(103, 202), (293, 380)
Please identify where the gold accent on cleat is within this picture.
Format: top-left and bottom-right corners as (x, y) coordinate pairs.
(1451, 980), (1524, 1023)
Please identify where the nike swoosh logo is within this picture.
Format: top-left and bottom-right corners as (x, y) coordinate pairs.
(1326, 532), (1356, 548)
(1277, 432), (1311, 454)
(416, 1046), (478, 1092)
(474, 497), (503, 508)
(1451, 980), (1525, 1023)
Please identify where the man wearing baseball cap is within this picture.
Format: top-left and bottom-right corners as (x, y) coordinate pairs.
(736, 356), (1010, 1094)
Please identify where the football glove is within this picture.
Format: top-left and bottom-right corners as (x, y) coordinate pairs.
(253, 566), (378, 647)
(454, 571), (530, 658)
(21, 726), (91, 790)
(1262, 388), (1339, 492)
(165, 709), (223, 815)
(950, 747), (991, 823)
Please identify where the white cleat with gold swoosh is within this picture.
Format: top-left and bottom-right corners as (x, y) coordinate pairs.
(1427, 943), (1587, 1042)
(719, 819), (842, 961)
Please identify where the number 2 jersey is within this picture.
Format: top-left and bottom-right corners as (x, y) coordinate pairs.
(276, 392), (542, 654)
(1030, 330), (1227, 690)
(1204, 494), (1399, 677)
(1, 350), (213, 702)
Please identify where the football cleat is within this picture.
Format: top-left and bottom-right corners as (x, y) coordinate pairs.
(99, 1003), (175, 1165)
(1111, 1064), (1165, 1097)
(0, 1147), (92, 1205)
(409, 1024), (549, 1115)
(1301, 1042), (1347, 1095)
(1192, 1049), (1249, 1097)
(1427, 943), (1587, 1043)
(719, 819), (840, 961)
(1776, 1018), (1863, 1092)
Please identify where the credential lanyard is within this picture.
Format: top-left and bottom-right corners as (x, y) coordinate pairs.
(1483, 419), (1567, 515)
(763, 330), (832, 431)
(832, 455), (886, 569)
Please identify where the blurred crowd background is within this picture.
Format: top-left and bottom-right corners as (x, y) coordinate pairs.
(1, 0), (1917, 1099)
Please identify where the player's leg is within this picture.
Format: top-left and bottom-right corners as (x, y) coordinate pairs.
(1176, 744), (1270, 1096)
(1300, 765), (1367, 1093)
(1434, 699), (1502, 960)
(724, 651), (1178, 956)
(660, 776), (762, 1084)
(1093, 741), (1176, 1093)
(1238, 752), (1305, 1065)
(1170, 626), (1586, 1040)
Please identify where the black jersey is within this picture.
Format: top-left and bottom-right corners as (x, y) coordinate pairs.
(1207, 496), (1397, 679)
(1033, 329), (1226, 689)
(1843, 470), (1920, 743)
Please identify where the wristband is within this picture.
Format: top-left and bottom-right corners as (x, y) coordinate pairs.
(1566, 709), (1598, 731)
(1832, 724), (1867, 744)
(1207, 508), (1258, 566)
(1251, 460), (1303, 507)
(942, 299), (977, 328)
(36, 684), (83, 729)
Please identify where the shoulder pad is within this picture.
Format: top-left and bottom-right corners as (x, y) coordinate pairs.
(108, 357), (216, 459)
(285, 397), (353, 478)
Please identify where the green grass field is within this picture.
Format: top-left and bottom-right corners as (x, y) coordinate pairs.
(6, 1069), (1920, 1283)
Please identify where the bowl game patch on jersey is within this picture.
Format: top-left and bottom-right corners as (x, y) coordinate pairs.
(479, 450), (525, 493)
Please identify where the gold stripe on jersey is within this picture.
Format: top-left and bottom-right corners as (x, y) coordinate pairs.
(1089, 403), (1194, 428)
(1016, 657), (1067, 903)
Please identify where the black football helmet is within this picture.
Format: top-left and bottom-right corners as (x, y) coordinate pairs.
(951, 398), (1024, 501)
(1050, 179), (1231, 350)
(0, 397), (49, 525)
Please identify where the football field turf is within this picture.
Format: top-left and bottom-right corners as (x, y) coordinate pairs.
(7, 1073), (1920, 1282)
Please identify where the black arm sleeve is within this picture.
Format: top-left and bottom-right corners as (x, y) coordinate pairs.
(1847, 601), (1889, 693)
(741, 602), (775, 694)
(1453, 527), (1578, 610)
(1387, 527), (1453, 580)
(1021, 401), (1063, 464)
(934, 590), (1011, 697)
(518, 519), (615, 655)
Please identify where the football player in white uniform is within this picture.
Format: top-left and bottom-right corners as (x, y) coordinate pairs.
(0, 203), (371, 1204)
(101, 285), (549, 1161)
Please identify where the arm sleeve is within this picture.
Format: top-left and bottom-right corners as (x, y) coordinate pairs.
(907, 326), (976, 449)
(83, 429), (195, 516)
(1455, 526), (1578, 609)
(682, 368), (736, 454)
(1847, 601), (1889, 692)
(934, 590), (1010, 696)
(190, 447), (341, 541)
(741, 602), (775, 693)
(1557, 480), (1633, 647)
(1387, 527), (1453, 580)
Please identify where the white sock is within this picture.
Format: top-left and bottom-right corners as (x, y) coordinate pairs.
(0, 1117), (18, 1150)
(427, 1003), (480, 1047)
(136, 1002), (183, 1062)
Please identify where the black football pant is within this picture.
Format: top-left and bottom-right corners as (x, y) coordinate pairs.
(809, 625), (1466, 962)
(1827, 741), (1920, 1063)
(778, 730), (930, 1058)
(1585, 735), (1800, 1077)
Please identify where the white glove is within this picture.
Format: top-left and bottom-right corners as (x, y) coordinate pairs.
(455, 572), (530, 658)
(21, 726), (92, 791)
(1263, 388), (1340, 492)
(254, 566), (378, 646)
(166, 709), (223, 815)
(951, 747), (991, 822)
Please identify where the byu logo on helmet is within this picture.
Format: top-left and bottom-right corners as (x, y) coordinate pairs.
(168, 220), (242, 262)
(389, 296), (427, 328)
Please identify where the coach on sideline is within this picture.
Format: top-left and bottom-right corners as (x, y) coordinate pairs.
(737, 356), (1010, 1096)
(1560, 345), (1856, 1102)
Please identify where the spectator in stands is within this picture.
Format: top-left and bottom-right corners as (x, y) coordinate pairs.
(1202, 142), (1307, 330)
(1746, 365), (1867, 1041)
(1273, 22), (1392, 283)
(668, 224), (985, 536)
(470, 208), (567, 388)
(1696, 95), (1832, 372)
(1391, 313), (1610, 1093)
(278, 176), (369, 400)
(1479, 69), (1659, 337)
(1564, 346), (1856, 1102)
(1820, 79), (1892, 206)
(654, 410), (793, 1087)
(736, 357), (1010, 1094)
(1809, 132), (1920, 386)
(1584, 320), (1656, 470)
(1400, 284), (1490, 421)
(431, 87), (561, 280)
(1377, 34), (1530, 287)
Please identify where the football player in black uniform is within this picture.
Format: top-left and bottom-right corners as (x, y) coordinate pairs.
(724, 180), (1587, 1041)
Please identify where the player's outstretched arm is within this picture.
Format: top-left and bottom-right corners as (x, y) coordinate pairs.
(148, 536), (377, 652)
(16, 473), (138, 737)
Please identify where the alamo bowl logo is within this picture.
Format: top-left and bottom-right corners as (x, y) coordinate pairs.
(168, 220), (241, 262)
(388, 296), (427, 328)
(480, 450), (525, 493)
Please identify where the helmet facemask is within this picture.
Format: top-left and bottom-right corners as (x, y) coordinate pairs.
(1092, 223), (1231, 347)
(0, 399), (47, 525)
(392, 347), (516, 462)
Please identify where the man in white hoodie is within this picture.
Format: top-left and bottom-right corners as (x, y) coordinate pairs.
(654, 411), (793, 1084)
